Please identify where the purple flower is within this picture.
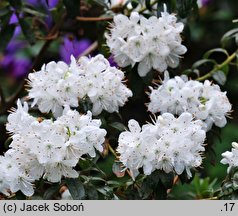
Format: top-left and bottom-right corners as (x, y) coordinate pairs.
(108, 55), (118, 67)
(0, 55), (31, 78)
(25, 0), (59, 27)
(26, 0), (59, 9)
(60, 37), (91, 63)
(202, 0), (211, 6)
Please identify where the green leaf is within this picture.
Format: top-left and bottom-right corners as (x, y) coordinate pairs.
(203, 48), (229, 59)
(131, 0), (139, 8)
(18, 17), (36, 45)
(22, 7), (47, 18)
(0, 10), (12, 28)
(43, 184), (61, 200)
(192, 59), (217, 69)
(65, 178), (85, 200)
(145, 0), (152, 11)
(212, 71), (227, 85)
(0, 115), (7, 124)
(0, 24), (15, 51)
(63, 0), (80, 18)
(221, 28), (238, 45)
(4, 137), (12, 149)
(90, 0), (108, 8)
(109, 122), (126, 132)
(85, 184), (98, 200)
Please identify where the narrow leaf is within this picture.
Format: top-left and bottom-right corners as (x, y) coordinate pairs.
(203, 48), (229, 59)
(0, 24), (15, 51)
(65, 178), (85, 200)
(18, 18), (36, 45)
(212, 70), (227, 85)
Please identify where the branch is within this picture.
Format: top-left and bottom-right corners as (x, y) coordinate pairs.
(0, 85), (5, 108)
(196, 49), (238, 81)
(76, 16), (113, 22)
(77, 41), (98, 60)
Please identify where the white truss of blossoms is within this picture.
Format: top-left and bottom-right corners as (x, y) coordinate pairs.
(28, 54), (132, 117)
(106, 5), (187, 77)
(221, 142), (238, 172)
(117, 112), (206, 179)
(148, 72), (232, 131)
(0, 100), (106, 196)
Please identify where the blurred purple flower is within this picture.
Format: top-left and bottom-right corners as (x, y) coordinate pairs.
(0, 55), (31, 78)
(202, 0), (211, 6)
(108, 55), (118, 67)
(198, 0), (212, 7)
(0, 13), (31, 78)
(25, 0), (59, 27)
(60, 37), (91, 63)
(26, 0), (59, 9)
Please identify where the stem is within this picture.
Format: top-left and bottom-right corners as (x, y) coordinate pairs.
(76, 16), (113, 22)
(196, 49), (238, 81)
(108, 143), (118, 158)
(167, 175), (179, 194)
(77, 41), (98, 60)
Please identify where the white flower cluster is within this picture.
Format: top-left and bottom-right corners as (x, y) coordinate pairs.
(106, 6), (187, 77)
(117, 112), (205, 179)
(148, 72), (232, 131)
(0, 100), (106, 196)
(28, 54), (132, 117)
(221, 142), (238, 172)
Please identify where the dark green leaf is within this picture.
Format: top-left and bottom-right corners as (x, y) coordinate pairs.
(85, 184), (98, 200)
(0, 11), (12, 29)
(158, 171), (174, 189)
(203, 48), (229, 59)
(109, 122), (126, 131)
(90, 0), (108, 9)
(131, 0), (139, 8)
(192, 59), (217, 69)
(221, 28), (238, 45)
(9, 0), (22, 10)
(18, 18), (36, 45)
(22, 7), (47, 18)
(4, 137), (12, 149)
(0, 115), (7, 124)
(0, 24), (15, 51)
(145, 0), (152, 11)
(43, 184), (61, 200)
(63, 0), (80, 18)
(15, 191), (26, 200)
(176, 0), (198, 18)
(65, 178), (85, 200)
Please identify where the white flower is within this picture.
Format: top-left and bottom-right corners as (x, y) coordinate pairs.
(106, 6), (187, 77)
(28, 55), (132, 117)
(0, 101), (107, 196)
(117, 112), (206, 179)
(148, 72), (232, 131)
(221, 142), (238, 172)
